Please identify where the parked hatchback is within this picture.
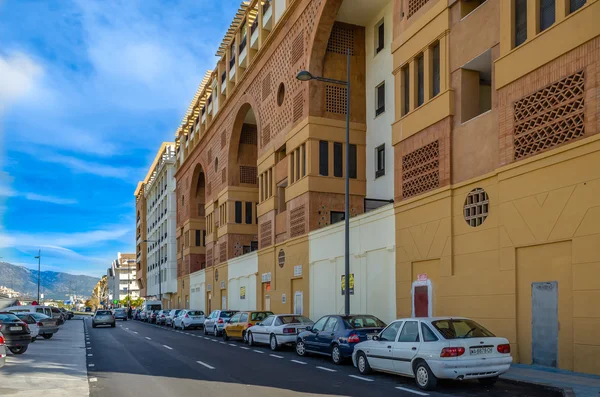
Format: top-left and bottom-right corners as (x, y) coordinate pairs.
(174, 310), (205, 330)
(166, 310), (182, 327)
(204, 310), (238, 336)
(0, 312), (31, 354)
(247, 314), (313, 350)
(223, 311), (273, 343)
(92, 310), (115, 328)
(28, 313), (59, 339)
(296, 314), (386, 364)
(156, 310), (168, 326)
(114, 308), (128, 321)
(352, 317), (512, 390)
(14, 314), (40, 342)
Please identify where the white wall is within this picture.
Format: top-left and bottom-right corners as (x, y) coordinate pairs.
(274, 0), (286, 24)
(227, 252), (258, 312)
(309, 204), (396, 323)
(365, 1), (394, 201)
(190, 270), (206, 311)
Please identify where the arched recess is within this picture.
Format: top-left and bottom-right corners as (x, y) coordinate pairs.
(190, 162), (207, 219)
(228, 99), (260, 188)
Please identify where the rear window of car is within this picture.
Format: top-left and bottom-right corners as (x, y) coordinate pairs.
(279, 316), (312, 324)
(220, 311), (236, 318)
(51, 308), (60, 313)
(345, 316), (386, 329)
(96, 311), (112, 316)
(0, 313), (21, 322)
(432, 319), (495, 339)
(31, 313), (51, 320)
(188, 311), (204, 316)
(16, 314), (35, 324)
(250, 312), (273, 321)
(115, 309), (126, 313)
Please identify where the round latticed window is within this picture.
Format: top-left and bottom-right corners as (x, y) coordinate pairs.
(277, 83), (285, 107)
(464, 188), (489, 227)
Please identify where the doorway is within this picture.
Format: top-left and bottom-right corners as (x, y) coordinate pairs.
(411, 279), (432, 317)
(265, 295), (271, 311)
(531, 281), (558, 367)
(294, 291), (303, 315)
(207, 292), (212, 313)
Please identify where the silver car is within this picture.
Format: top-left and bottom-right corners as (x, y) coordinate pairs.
(0, 332), (6, 369)
(247, 314), (313, 350)
(203, 310), (238, 336)
(166, 310), (182, 327)
(92, 310), (115, 328)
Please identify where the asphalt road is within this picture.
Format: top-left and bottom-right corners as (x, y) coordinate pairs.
(84, 318), (559, 397)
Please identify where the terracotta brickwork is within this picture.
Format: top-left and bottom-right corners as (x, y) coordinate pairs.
(498, 37), (600, 167)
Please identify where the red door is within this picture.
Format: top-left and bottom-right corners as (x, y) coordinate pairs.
(414, 286), (429, 317)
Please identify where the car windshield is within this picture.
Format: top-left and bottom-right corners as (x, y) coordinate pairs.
(174, 310), (182, 315)
(251, 312), (273, 321)
(0, 313), (21, 322)
(279, 315), (312, 324)
(431, 319), (495, 339)
(188, 311), (204, 316)
(344, 316), (386, 329)
(96, 311), (112, 316)
(30, 313), (51, 320)
(220, 311), (236, 318)
(147, 304), (161, 311)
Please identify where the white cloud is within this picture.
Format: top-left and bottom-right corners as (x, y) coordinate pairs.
(24, 193), (78, 205)
(42, 153), (143, 180)
(0, 226), (132, 249)
(0, 51), (44, 112)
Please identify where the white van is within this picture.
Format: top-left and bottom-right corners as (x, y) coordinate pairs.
(140, 300), (162, 322)
(5, 305), (53, 319)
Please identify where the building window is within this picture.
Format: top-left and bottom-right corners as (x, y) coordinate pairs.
(319, 140), (329, 176)
(349, 144), (357, 179)
(570, 0), (586, 13)
(376, 144), (385, 178)
(460, 49), (492, 123)
(334, 142), (343, 177)
(195, 230), (201, 246)
(539, 0), (555, 32)
(375, 20), (384, 54)
(302, 143), (306, 177)
(202, 230), (206, 247)
(235, 201), (242, 224)
(402, 65), (410, 116)
(376, 82), (385, 116)
(417, 54), (424, 107)
(245, 201), (252, 224)
(432, 42), (440, 97)
(331, 211), (345, 225)
(514, 0), (527, 47)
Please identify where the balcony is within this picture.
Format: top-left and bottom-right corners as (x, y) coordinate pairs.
(229, 56), (236, 81)
(201, 107), (207, 123)
(239, 36), (248, 67)
(274, 0), (285, 25)
(221, 71), (227, 93)
(250, 19), (259, 49)
(263, 0), (272, 30)
(207, 95), (213, 114)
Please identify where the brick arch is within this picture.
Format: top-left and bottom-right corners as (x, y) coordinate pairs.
(189, 161), (207, 219)
(227, 94), (261, 187)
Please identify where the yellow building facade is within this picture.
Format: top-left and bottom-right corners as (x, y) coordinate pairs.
(392, 0), (600, 375)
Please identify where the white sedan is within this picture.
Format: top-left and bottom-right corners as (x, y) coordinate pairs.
(352, 317), (512, 391)
(174, 310), (206, 330)
(247, 314), (313, 351)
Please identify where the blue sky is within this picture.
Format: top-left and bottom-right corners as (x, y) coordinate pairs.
(0, 0), (240, 277)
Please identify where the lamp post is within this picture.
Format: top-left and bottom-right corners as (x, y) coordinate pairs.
(143, 240), (161, 302)
(34, 250), (41, 303)
(296, 49), (351, 316)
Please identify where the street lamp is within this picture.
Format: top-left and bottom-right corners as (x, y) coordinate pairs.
(143, 240), (161, 302)
(34, 250), (41, 303)
(296, 49), (351, 316)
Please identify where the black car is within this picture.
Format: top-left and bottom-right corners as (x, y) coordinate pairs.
(85, 307), (92, 312)
(0, 312), (31, 354)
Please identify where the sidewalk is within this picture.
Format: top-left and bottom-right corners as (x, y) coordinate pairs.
(501, 364), (600, 397)
(0, 317), (89, 397)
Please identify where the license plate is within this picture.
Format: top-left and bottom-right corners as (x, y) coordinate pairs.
(470, 347), (493, 355)
(10, 326), (22, 331)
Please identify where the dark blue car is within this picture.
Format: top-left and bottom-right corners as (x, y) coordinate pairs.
(295, 314), (386, 364)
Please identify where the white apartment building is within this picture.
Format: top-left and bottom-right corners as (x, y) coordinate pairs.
(107, 252), (139, 304)
(144, 143), (178, 305)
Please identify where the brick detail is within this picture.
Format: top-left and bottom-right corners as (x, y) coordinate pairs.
(293, 92), (304, 122)
(260, 221), (272, 248)
(240, 165), (258, 184)
(262, 72), (272, 101)
(261, 123), (271, 147)
(402, 141), (440, 199)
(327, 25), (355, 56)
(326, 85), (347, 114)
(206, 247), (213, 267)
(408, 0), (432, 19)
(222, 167), (227, 184)
(291, 32), (304, 65)
(289, 205), (306, 238)
(219, 242), (226, 264)
(221, 130), (226, 148)
(240, 125), (258, 145)
(513, 71), (585, 160)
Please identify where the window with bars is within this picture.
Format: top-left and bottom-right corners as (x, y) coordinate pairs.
(376, 82), (385, 116)
(570, 0), (586, 13)
(417, 54), (424, 107)
(334, 142), (343, 177)
(539, 0), (555, 32)
(235, 201), (242, 224)
(376, 144), (385, 178)
(514, 0), (527, 47)
(349, 144), (357, 179)
(402, 66), (410, 116)
(432, 42), (440, 97)
(319, 141), (329, 176)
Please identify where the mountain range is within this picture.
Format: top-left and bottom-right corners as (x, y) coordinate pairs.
(0, 262), (99, 300)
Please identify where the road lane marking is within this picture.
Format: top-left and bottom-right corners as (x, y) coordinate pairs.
(239, 347), (250, 350)
(253, 350), (264, 354)
(133, 331), (138, 334)
(89, 378), (97, 383)
(88, 364), (95, 367)
(87, 347), (92, 350)
(316, 366), (337, 372)
(219, 342), (227, 345)
(196, 360), (215, 370)
(395, 387), (429, 396)
(204, 337), (210, 340)
(87, 354), (93, 357)
(145, 337), (151, 340)
(229, 343), (237, 347)
(162, 345), (173, 350)
(211, 339), (218, 342)
(291, 360), (307, 365)
(348, 375), (373, 382)
(126, 328), (129, 330)
(86, 342), (90, 344)
(269, 354), (283, 359)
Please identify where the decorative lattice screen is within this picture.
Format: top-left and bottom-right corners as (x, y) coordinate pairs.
(240, 165), (258, 185)
(402, 140), (440, 199)
(291, 32), (304, 65)
(219, 242), (226, 263)
(326, 25), (355, 55)
(293, 92), (303, 122)
(408, 0), (432, 18)
(240, 125), (258, 145)
(326, 85), (347, 114)
(262, 72), (271, 101)
(260, 221), (272, 248)
(464, 188), (489, 227)
(261, 123), (271, 147)
(290, 205), (306, 238)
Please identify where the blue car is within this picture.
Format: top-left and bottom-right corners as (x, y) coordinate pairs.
(295, 314), (386, 364)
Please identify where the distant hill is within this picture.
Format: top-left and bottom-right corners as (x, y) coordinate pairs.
(0, 262), (99, 300)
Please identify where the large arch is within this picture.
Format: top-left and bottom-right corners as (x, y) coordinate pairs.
(189, 162), (207, 219)
(228, 97), (261, 187)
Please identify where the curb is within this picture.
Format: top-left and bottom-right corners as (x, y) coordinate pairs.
(501, 377), (576, 397)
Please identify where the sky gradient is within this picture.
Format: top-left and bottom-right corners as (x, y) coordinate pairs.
(0, 0), (240, 277)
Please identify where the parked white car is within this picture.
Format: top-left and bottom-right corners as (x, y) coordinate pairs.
(174, 310), (206, 330)
(14, 313), (40, 341)
(166, 310), (182, 327)
(247, 314), (313, 350)
(352, 317), (512, 391)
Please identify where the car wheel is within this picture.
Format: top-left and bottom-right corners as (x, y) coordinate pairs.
(478, 376), (499, 386)
(223, 331), (229, 341)
(182, 323), (186, 331)
(331, 344), (343, 365)
(124, 318), (127, 322)
(248, 332), (254, 346)
(295, 339), (307, 356)
(242, 331), (248, 344)
(92, 324), (96, 329)
(43, 334), (53, 339)
(414, 361), (437, 391)
(203, 325), (208, 335)
(357, 352), (372, 375)
(111, 323), (116, 328)
(31, 337), (36, 343)
(270, 335), (279, 351)
(9, 346), (28, 355)
(213, 326), (219, 337)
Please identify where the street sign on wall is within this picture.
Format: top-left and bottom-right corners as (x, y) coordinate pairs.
(240, 286), (246, 300)
(341, 274), (355, 295)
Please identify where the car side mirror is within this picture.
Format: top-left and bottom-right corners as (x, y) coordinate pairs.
(305, 325), (312, 332)
(372, 335), (380, 341)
